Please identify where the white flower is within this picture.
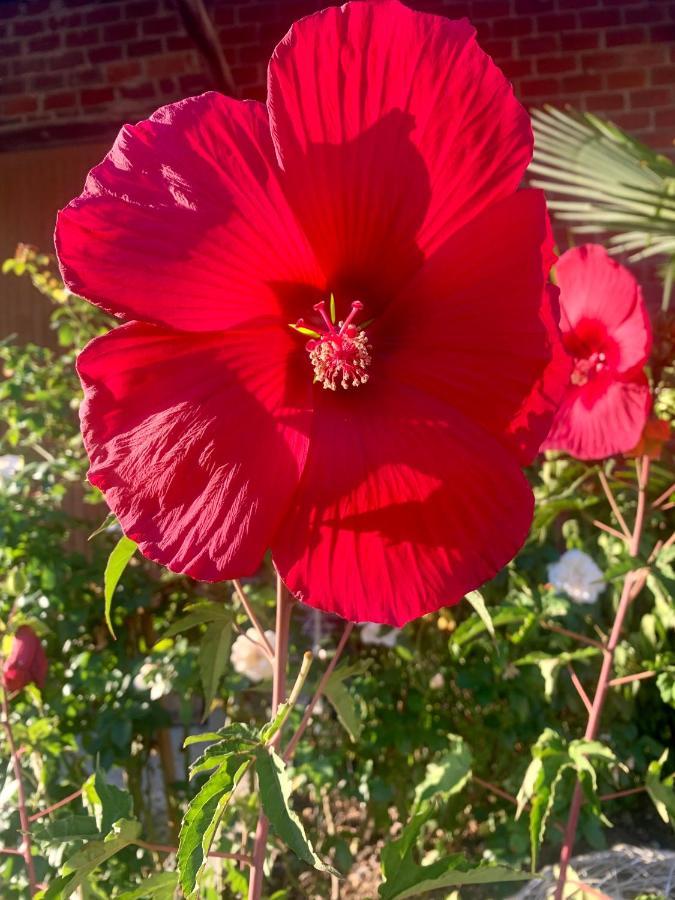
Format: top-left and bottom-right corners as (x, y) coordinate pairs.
(359, 623), (400, 647)
(0, 455), (23, 485)
(548, 549), (605, 604)
(429, 673), (445, 690)
(230, 628), (275, 682)
(133, 661), (174, 700)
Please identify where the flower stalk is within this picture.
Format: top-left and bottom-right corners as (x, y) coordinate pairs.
(554, 457), (651, 899)
(1, 682), (38, 896)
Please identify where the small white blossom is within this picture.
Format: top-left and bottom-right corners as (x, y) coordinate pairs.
(429, 672), (445, 690)
(548, 549), (605, 604)
(133, 661), (175, 700)
(230, 628), (275, 682)
(0, 455), (23, 485)
(360, 623), (400, 647)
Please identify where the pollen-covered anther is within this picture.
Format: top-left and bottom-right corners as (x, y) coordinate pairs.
(571, 351), (606, 387)
(302, 299), (372, 391)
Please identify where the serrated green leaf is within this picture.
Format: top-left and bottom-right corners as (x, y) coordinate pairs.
(199, 618), (233, 720)
(117, 871), (179, 900)
(413, 735), (472, 810)
(254, 745), (339, 876)
(160, 601), (230, 641)
(178, 753), (252, 898)
(381, 860), (530, 899)
(321, 660), (371, 742)
(32, 815), (100, 844)
(81, 769), (133, 837)
(189, 730), (259, 778)
(103, 536), (137, 638)
(185, 722), (258, 752)
(42, 819), (141, 899)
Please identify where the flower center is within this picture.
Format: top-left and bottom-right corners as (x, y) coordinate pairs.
(570, 350), (607, 387)
(291, 297), (372, 391)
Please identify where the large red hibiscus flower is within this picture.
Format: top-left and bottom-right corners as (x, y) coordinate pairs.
(541, 245), (652, 461)
(56, 0), (567, 626)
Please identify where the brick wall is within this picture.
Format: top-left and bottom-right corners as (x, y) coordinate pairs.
(0, 0), (673, 153)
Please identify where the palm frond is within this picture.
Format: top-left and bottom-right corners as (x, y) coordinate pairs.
(529, 105), (675, 267)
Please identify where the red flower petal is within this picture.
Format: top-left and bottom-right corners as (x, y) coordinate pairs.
(273, 384), (533, 626)
(380, 190), (567, 464)
(268, 0), (531, 301)
(543, 374), (652, 460)
(78, 322), (311, 579)
(556, 245), (651, 372)
(56, 93), (322, 331)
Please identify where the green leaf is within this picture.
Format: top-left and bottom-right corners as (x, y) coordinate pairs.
(254, 745), (339, 876)
(87, 512), (117, 541)
(32, 815), (100, 844)
(41, 819), (141, 899)
(198, 617), (233, 720)
(464, 591), (494, 639)
(177, 752), (253, 898)
(103, 536), (137, 638)
(380, 803), (528, 899)
(321, 660), (371, 743)
(117, 871), (179, 900)
(646, 750), (675, 827)
(413, 735), (472, 810)
(189, 727), (259, 778)
(451, 606), (531, 647)
(159, 601), (230, 641)
(83, 769), (133, 836)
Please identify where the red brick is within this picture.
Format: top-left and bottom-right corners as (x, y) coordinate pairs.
(12, 19), (44, 36)
(651, 25), (675, 43)
(579, 9), (621, 29)
(166, 34), (193, 51)
(0, 39), (21, 57)
(581, 92), (626, 113)
(519, 77), (561, 98)
(1, 95), (38, 115)
(12, 56), (45, 76)
(128, 38), (163, 57)
(606, 27), (647, 47)
(612, 110), (652, 131)
(519, 35), (558, 55)
(650, 130), (675, 152)
(86, 6), (122, 24)
(230, 64), (259, 86)
(28, 33), (61, 52)
(607, 69), (647, 90)
(580, 50), (625, 71)
(158, 77), (177, 94)
(479, 38), (514, 59)
(44, 91), (77, 110)
(624, 5), (666, 25)
(119, 81), (156, 99)
(623, 45), (668, 67)
(106, 60), (142, 84)
(654, 108), (675, 128)
(562, 73), (603, 92)
(213, 5), (235, 26)
(0, 78), (24, 96)
(491, 17), (532, 38)
(470, 0), (512, 14)
(512, 0), (550, 11)
(652, 65), (675, 86)
(65, 27), (100, 48)
(557, 0), (601, 7)
(88, 46), (123, 63)
(502, 58), (533, 78)
(81, 87), (114, 106)
(142, 15), (179, 36)
(49, 50), (85, 70)
(30, 74), (64, 91)
(629, 87), (673, 108)
(70, 67), (102, 86)
(219, 25), (258, 45)
(237, 2), (279, 24)
(125, 0), (158, 17)
(536, 55), (578, 75)
(48, 12), (82, 29)
(103, 22), (138, 42)
(178, 73), (211, 95)
(146, 52), (195, 78)
(560, 31), (599, 50)
(537, 13), (577, 32)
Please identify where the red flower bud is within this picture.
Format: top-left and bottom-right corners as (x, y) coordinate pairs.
(2, 626), (48, 693)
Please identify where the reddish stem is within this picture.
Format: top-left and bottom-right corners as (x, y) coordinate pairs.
(134, 838), (251, 864)
(247, 575), (293, 900)
(472, 776), (519, 807)
(554, 457), (650, 899)
(283, 622), (354, 763)
(1, 685), (37, 896)
(28, 788), (83, 823)
(599, 785), (646, 802)
(608, 670), (655, 688)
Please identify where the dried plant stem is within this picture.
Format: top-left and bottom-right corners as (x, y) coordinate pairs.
(247, 576), (293, 900)
(651, 480), (675, 509)
(1, 685), (37, 896)
(554, 457), (650, 900)
(567, 664), (593, 714)
(598, 469), (631, 539)
(540, 621), (606, 652)
(283, 622), (354, 762)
